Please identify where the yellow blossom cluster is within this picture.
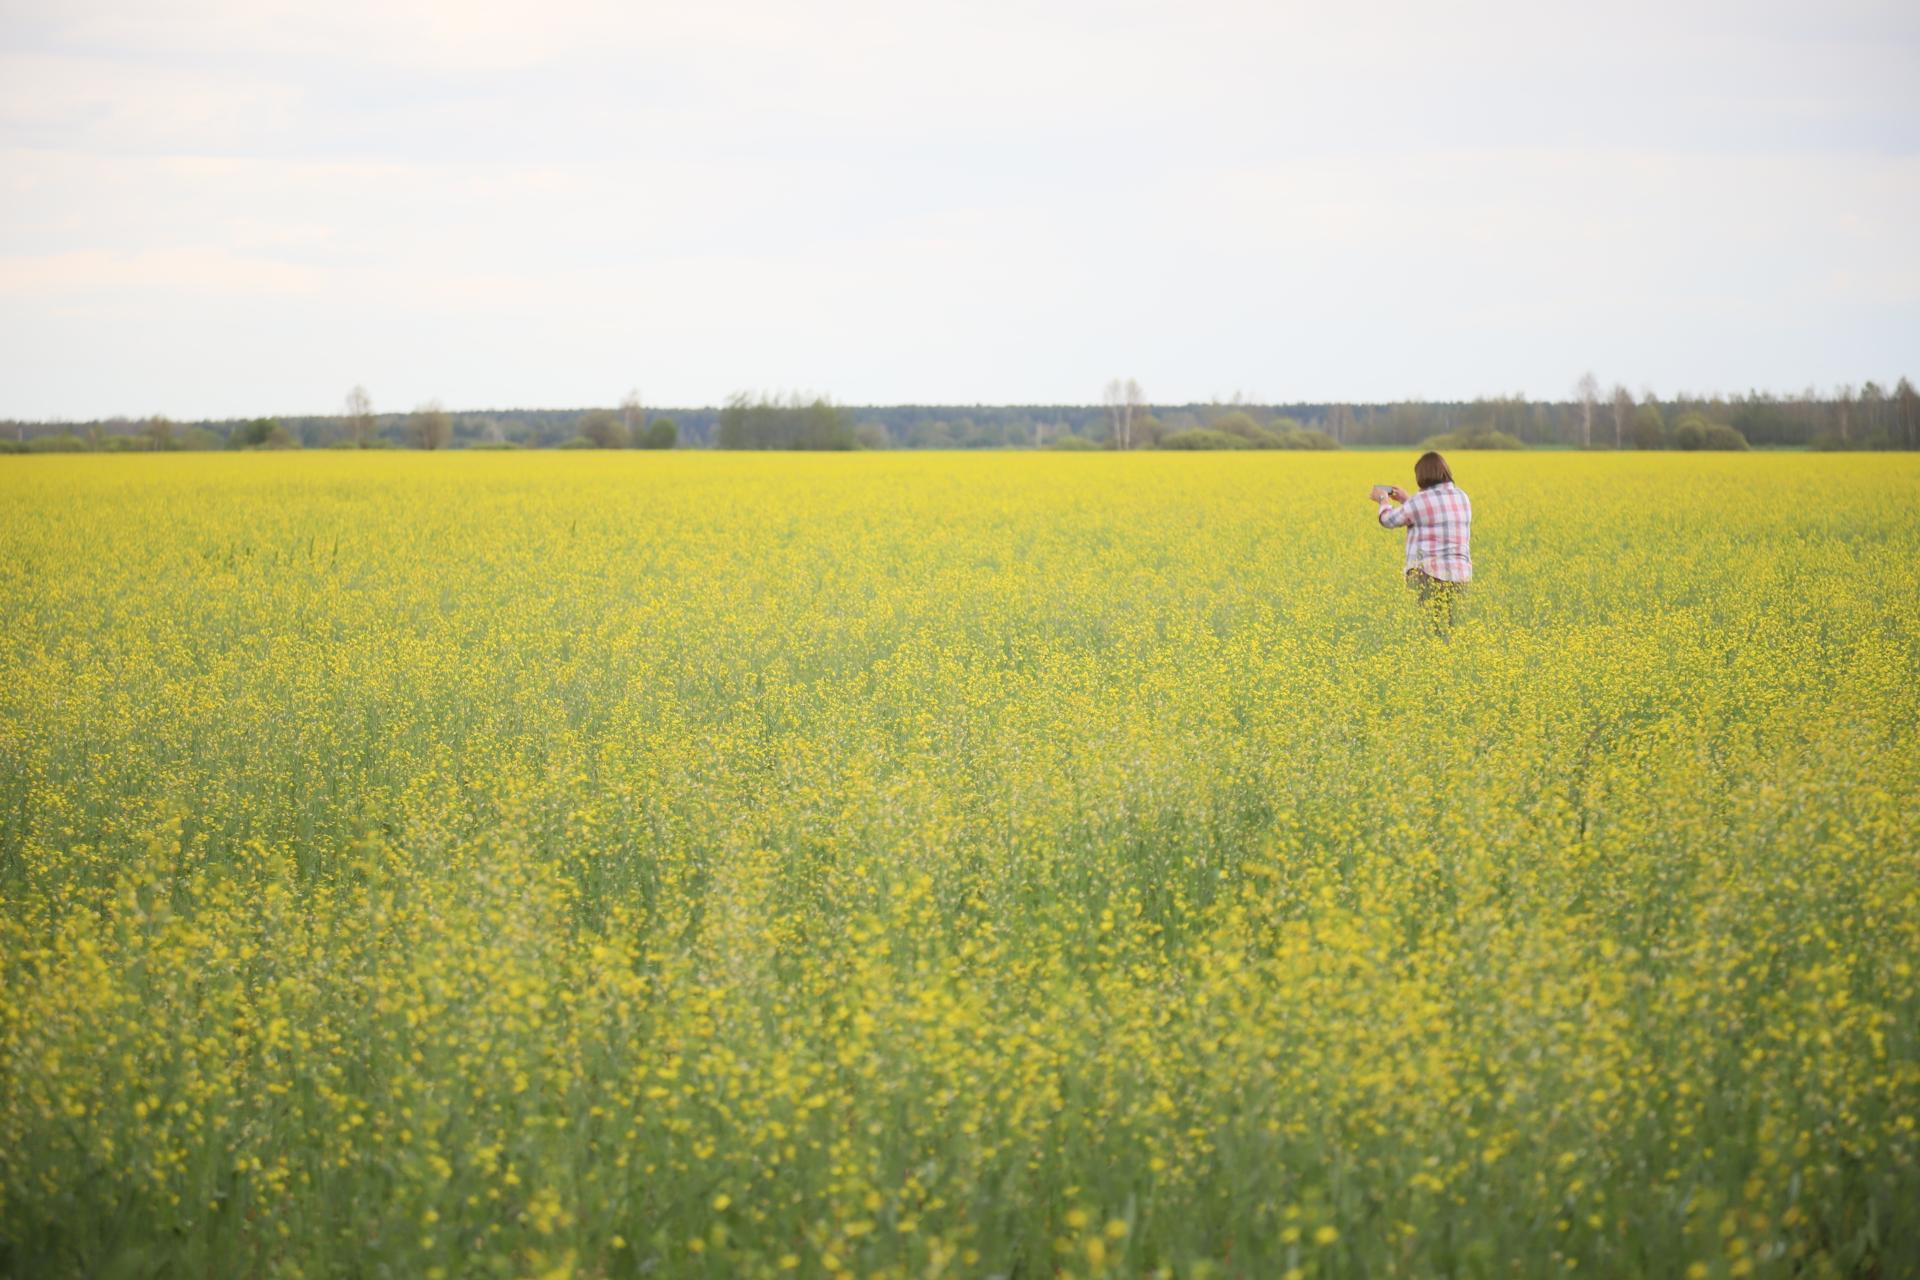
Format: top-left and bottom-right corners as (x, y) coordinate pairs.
(1, 451), (1916, 1277)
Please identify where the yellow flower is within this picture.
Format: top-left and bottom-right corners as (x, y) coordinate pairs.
(3, 452), (1912, 1279)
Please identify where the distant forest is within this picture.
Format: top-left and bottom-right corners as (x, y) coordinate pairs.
(6, 379), (1918, 453)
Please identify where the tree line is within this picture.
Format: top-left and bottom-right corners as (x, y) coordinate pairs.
(6, 376), (1916, 453)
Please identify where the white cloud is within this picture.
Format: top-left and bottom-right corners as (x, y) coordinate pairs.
(0, 246), (324, 296)
(0, 0), (1916, 417)
(0, 53), (301, 151)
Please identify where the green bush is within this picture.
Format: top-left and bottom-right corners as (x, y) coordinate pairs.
(717, 394), (854, 450)
(558, 437), (596, 450)
(1669, 415), (1746, 451)
(28, 434), (88, 453)
(1234, 432), (1283, 449)
(1419, 428), (1525, 451)
(1209, 412), (1266, 443)
(467, 441), (522, 451)
(228, 418), (278, 449)
(1273, 429), (1340, 450)
(1047, 435), (1099, 451)
(1183, 416), (1340, 450)
(640, 419), (678, 450)
(1159, 429), (1248, 451)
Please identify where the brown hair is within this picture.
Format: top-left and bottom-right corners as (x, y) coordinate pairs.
(1414, 451), (1454, 490)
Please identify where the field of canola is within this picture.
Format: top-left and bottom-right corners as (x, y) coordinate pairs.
(1, 451), (1917, 1279)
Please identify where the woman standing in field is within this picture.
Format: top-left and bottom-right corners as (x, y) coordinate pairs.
(1371, 451), (1471, 636)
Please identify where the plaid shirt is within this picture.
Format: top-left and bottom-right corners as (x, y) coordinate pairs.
(1378, 481), (1472, 582)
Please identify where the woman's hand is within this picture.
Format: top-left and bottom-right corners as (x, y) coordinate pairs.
(1369, 485), (1389, 503)
(1387, 485), (1409, 503)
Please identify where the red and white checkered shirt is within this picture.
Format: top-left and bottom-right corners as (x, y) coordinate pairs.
(1378, 481), (1472, 582)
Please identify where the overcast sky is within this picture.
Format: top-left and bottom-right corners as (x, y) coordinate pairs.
(2, 0), (1916, 420)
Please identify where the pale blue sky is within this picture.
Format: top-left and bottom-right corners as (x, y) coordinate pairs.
(2, 0), (1916, 420)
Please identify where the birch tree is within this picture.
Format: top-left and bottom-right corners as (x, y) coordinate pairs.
(344, 385), (376, 448)
(1575, 372), (1599, 448)
(1104, 378), (1144, 450)
(1610, 385), (1633, 449)
(621, 390), (644, 446)
(410, 401), (452, 450)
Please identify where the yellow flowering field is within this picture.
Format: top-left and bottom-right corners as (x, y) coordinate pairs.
(1, 452), (1916, 1278)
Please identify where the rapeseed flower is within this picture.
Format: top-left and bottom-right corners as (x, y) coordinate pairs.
(0, 451), (1915, 1277)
